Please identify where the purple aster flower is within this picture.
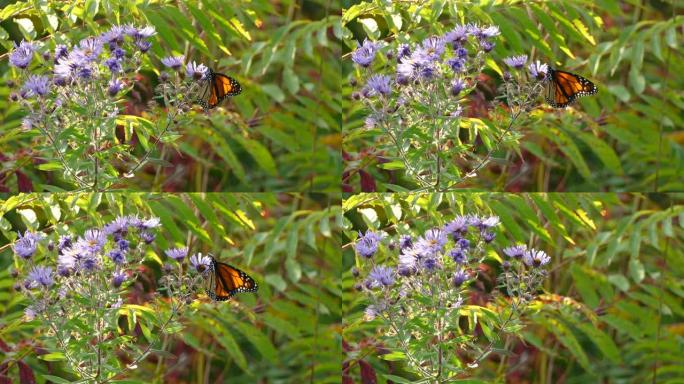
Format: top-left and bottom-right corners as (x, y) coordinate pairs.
(122, 24), (139, 36)
(186, 61), (209, 81)
(24, 307), (36, 321)
(444, 25), (469, 47)
(54, 44), (68, 63)
(77, 64), (93, 79)
(135, 38), (152, 53)
(28, 266), (53, 288)
(456, 238), (470, 249)
(112, 270), (127, 288)
(364, 116), (377, 129)
(351, 38), (380, 67)
(140, 231), (155, 244)
(81, 229), (106, 253)
(139, 217), (161, 229)
(398, 250), (417, 275)
(108, 248), (126, 264)
(126, 215), (143, 228)
(397, 53), (434, 80)
(364, 304), (379, 321)
(57, 251), (75, 276)
(444, 216), (468, 238)
(479, 39), (495, 52)
(365, 74), (391, 97)
(166, 247), (188, 262)
(76, 248), (100, 270)
(14, 231), (40, 259)
(101, 26), (125, 45)
(105, 57), (122, 73)
(76, 37), (103, 62)
(450, 248), (467, 264)
(190, 253), (212, 273)
(20, 117), (32, 130)
(414, 228), (447, 256)
(57, 235), (72, 253)
(479, 25), (501, 39)
(452, 269), (468, 287)
(503, 244), (526, 258)
(355, 230), (382, 258)
(399, 235), (412, 251)
(108, 78), (124, 97)
(117, 239), (130, 251)
(483, 231), (496, 243)
(528, 60), (548, 81)
(467, 215), (482, 228)
(368, 265), (395, 287)
(397, 44), (411, 60)
(455, 47), (468, 59)
(450, 77), (465, 96)
(481, 216), (500, 228)
(447, 57), (465, 73)
(113, 47), (125, 59)
(132, 25), (156, 39)
(422, 256), (439, 271)
(418, 36), (446, 62)
(523, 249), (551, 267)
(9, 40), (35, 69)
(466, 23), (482, 36)
(22, 75), (50, 98)
(104, 216), (130, 236)
(161, 55), (184, 70)
(503, 55), (527, 70)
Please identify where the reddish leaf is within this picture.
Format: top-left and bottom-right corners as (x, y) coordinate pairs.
(0, 375), (11, 384)
(18, 361), (35, 384)
(359, 170), (376, 192)
(359, 360), (377, 384)
(0, 339), (10, 352)
(15, 171), (33, 192)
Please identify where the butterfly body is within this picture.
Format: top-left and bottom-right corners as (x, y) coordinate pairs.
(545, 68), (597, 108)
(205, 256), (257, 301)
(198, 68), (242, 110)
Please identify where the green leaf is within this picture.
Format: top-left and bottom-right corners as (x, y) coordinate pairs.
(232, 322), (279, 363)
(576, 322), (622, 363)
(357, 18), (379, 39)
(629, 257), (645, 283)
(41, 375), (72, 383)
(39, 352), (66, 361)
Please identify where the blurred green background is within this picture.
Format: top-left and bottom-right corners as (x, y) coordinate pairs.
(0, 0), (342, 192)
(0, 192), (342, 383)
(343, 193), (684, 383)
(342, 0), (684, 192)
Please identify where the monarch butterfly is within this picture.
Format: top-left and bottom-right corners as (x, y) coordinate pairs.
(198, 68), (242, 110)
(545, 68), (597, 108)
(205, 255), (257, 301)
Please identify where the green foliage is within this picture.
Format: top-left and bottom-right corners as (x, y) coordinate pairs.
(342, 193), (684, 382)
(0, 192), (342, 382)
(0, 0), (341, 192)
(342, 0), (684, 192)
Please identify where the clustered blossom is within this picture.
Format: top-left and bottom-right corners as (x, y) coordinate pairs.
(13, 231), (43, 259)
(351, 212), (551, 378)
(190, 252), (212, 273)
(9, 40), (35, 69)
(166, 247), (188, 262)
(186, 61), (209, 81)
(355, 230), (384, 258)
(347, 21), (501, 189)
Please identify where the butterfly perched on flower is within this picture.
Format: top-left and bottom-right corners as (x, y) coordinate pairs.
(197, 68), (242, 110)
(545, 68), (597, 108)
(205, 255), (257, 301)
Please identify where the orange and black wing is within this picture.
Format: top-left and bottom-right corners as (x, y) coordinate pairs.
(545, 69), (597, 108)
(206, 257), (257, 301)
(198, 70), (242, 110)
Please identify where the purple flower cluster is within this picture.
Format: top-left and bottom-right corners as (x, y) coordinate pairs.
(13, 231), (43, 259)
(350, 21), (499, 104)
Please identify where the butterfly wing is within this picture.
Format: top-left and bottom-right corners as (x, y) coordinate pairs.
(197, 70), (241, 110)
(205, 257), (257, 301)
(546, 69), (597, 108)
